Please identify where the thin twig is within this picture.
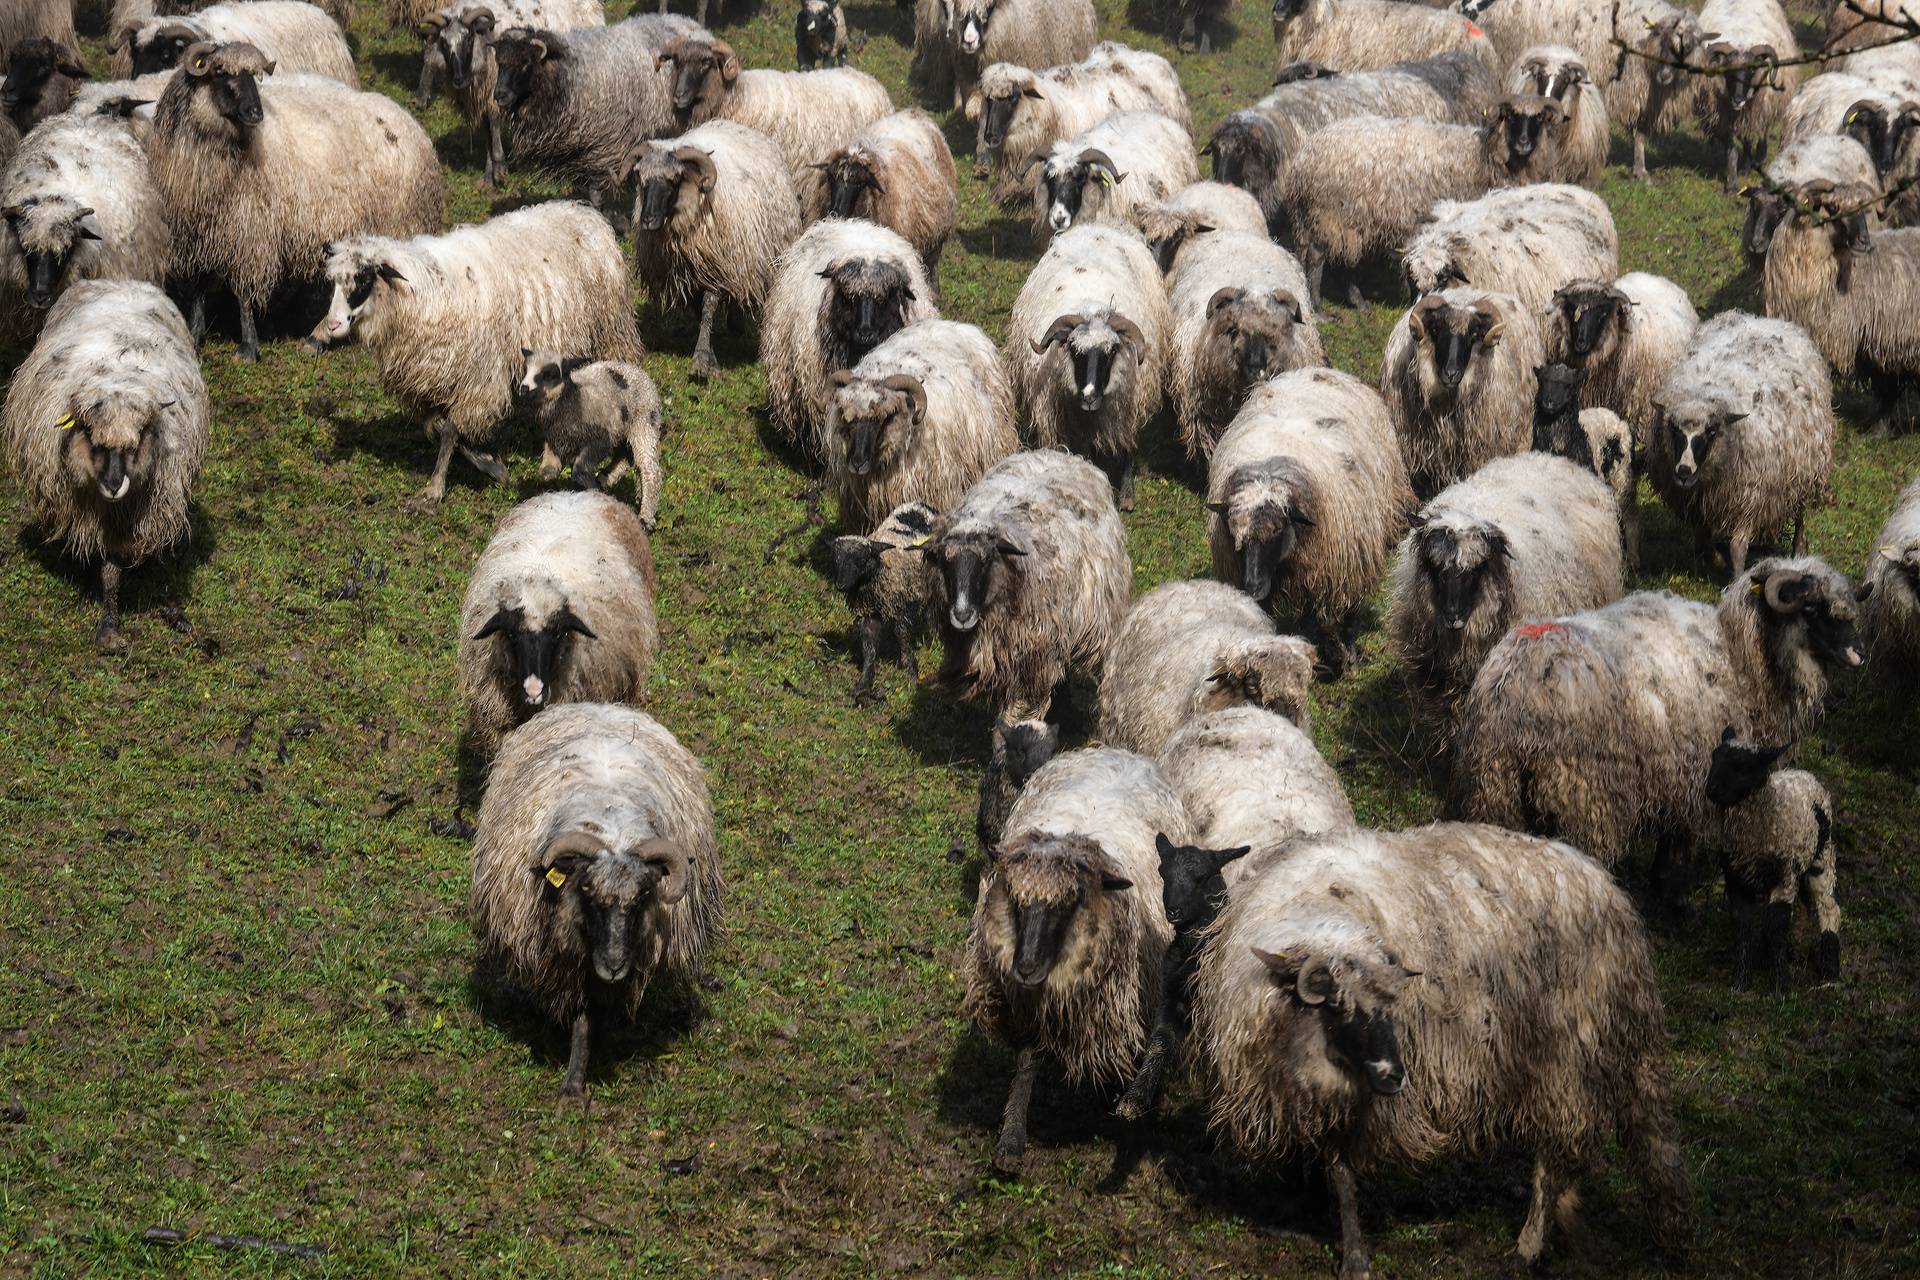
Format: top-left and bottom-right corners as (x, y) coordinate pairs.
(142, 1226), (328, 1260)
(1609, 0), (1920, 78)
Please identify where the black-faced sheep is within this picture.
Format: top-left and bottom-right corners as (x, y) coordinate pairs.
(1646, 312), (1833, 579)
(308, 202), (643, 511)
(458, 491), (658, 753)
(1402, 183), (1619, 311)
(1473, 0), (1616, 90)
(627, 120), (802, 383)
(1193, 823), (1693, 1275)
(1605, 0), (1706, 181)
(1781, 71), (1920, 181)
(516, 353), (664, 531)
(825, 318), (1017, 531)
(830, 500), (938, 702)
(1531, 364), (1639, 563)
(1272, 0), (1494, 71)
(148, 43), (444, 362)
(2, 37), (86, 131)
(1005, 223), (1169, 510)
(975, 44), (1188, 203)
(974, 714), (1061, 854)
(795, 0), (848, 69)
(1134, 179), (1266, 274)
(760, 218), (938, 458)
(799, 110), (958, 282)
(470, 702), (722, 1100)
(1861, 475), (1920, 692)
(657, 35), (892, 178)
(1099, 580), (1319, 756)
(118, 2), (357, 85)
(1693, 0), (1801, 188)
(0, 280), (208, 653)
(1028, 111), (1198, 246)
(1542, 271), (1699, 443)
(1741, 136), (1879, 268)
(1208, 367), (1416, 674)
(1506, 45), (1609, 185)
(2, 0), (79, 67)
(960, 746), (1187, 1170)
(934, 0), (1098, 118)
(924, 449), (1132, 723)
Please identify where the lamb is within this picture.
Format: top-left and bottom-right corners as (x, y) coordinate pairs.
(0, 280), (208, 654)
(1167, 231), (1322, 459)
(1279, 98), (1570, 307)
(657, 36), (892, 177)
(515, 353), (665, 531)
(1740, 136), (1879, 267)
(1645, 312), (1834, 579)
(1380, 287), (1548, 499)
(307, 202), (643, 511)
(933, 0), (1098, 118)
(1861, 475), (1920, 692)
(959, 746), (1187, 1170)
(1208, 367), (1416, 674)
(1606, 0), (1707, 181)
(1388, 452), (1624, 707)
(458, 491), (659, 753)
(799, 110), (958, 281)
(974, 45), (1188, 203)
(1704, 729), (1842, 991)
(1541, 271), (1700, 441)
(1098, 580), (1320, 756)
(1761, 178), (1920, 435)
(924, 449), (1132, 723)
(794, 0), (848, 69)
(1506, 45), (1610, 186)
(1452, 555), (1866, 870)
(759, 218), (938, 457)
(1029, 111), (1199, 246)
(627, 120), (802, 382)
(147, 43), (444, 362)
(1532, 364), (1639, 562)
(1005, 224), (1169, 509)
(1402, 183), (1619, 311)
(824, 318), (1018, 530)
(469, 702), (722, 1100)
(1694, 0), (1802, 188)
(974, 714), (1062, 854)
(1134, 179), (1267, 274)
(2, 37), (87, 131)
(829, 500), (938, 701)
(0, 109), (171, 322)
(1272, 0), (1493, 71)
(1192, 823), (1693, 1275)
(116, 2), (358, 85)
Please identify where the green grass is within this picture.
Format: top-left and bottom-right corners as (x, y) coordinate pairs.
(2, 2), (1918, 1276)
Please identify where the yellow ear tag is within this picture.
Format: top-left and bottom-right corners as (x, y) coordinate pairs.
(908, 535), (930, 548)
(545, 867), (567, 888)
(54, 413), (74, 431)
(1098, 172), (1113, 187)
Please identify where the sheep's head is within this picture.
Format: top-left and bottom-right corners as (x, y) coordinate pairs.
(1838, 98), (1915, 177)
(1549, 280), (1630, 363)
(1204, 114), (1281, 197)
(1400, 239), (1467, 300)
(820, 257), (917, 365)
(1877, 540), (1920, 601)
(977, 66), (1039, 149)
(1249, 943), (1419, 1097)
(58, 385), (171, 505)
(1271, 60), (1334, 85)
(1136, 204), (1212, 272)
(309, 241), (407, 348)
(1514, 48), (1587, 104)
(992, 716), (1058, 790)
(657, 37), (739, 116)
(1643, 14), (1701, 87)
(797, 0), (841, 59)
(1739, 178), (1792, 261)
(811, 148), (883, 221)
(1202, 286), (1307, 391)
(1034, 145), (1124, 234)
(421, 6), (498, 92)
(1408, 512), (1513, 639)
(1, 37), (86, 121)
(0, 196), (102, 310)
(1530, 363), (1600, 470)
(178, 42), (275, 130)
(1407, 294), (1505, 402)
(515, 349), (591, 408)
(126, 21), (202, 77)
(828, 370), (926, 477)
(1270, 0), (1311, 23)
(535, 826), (691, 984)
(924, 514), (1028, 633)
(1152, 833), (1249, 934)
(830, 500), (937, 597)
(472, 577), (597, 709)
(1705, 726), (1789, 808)
(982, 831), (1132, 990)
(1792, 177), (1877, 256)
(950, 0), (998, 56)
(1740, 558), (1868, 671)
(1651, 393), (1749, 490)
(490, 27), (560, 110)
(1208, 459), (1316, 603)
(1699, 40), (1776, 113)
(627, 142), (716, 232)
(1489, 93), (1564, 172)
(1029, 310), (1146, 414)
(1198, 635), (1317, 728)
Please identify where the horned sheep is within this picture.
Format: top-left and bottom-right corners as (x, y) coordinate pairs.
(1542, 271), (1700, 440)
(1506, 45), (1610, 186)
(829, 500), (938, 702)
(1030, 112), (1198, 246)
(799, 110), (958, 281)
(933, 0), (1098, 118)
(308, 201), (643, 510)
(516, 353), (665, 531)
(1694, 0), (1802, 189)
(1740, 136), (1879, 267)
(1134, 179), (1267, 274)
(1271, 0), (1493, 72)
(1208, 367), (1416, 674)
(1861, 475), (1920, 692)
(115, 2), (358, 84)
(1402, 183), (1619, 311)
(1606, 0), (1707, 181)
(2, 37), (87, 131)
(469, 702), (722, 1100)
(1780, 70), (1920, 181)
(657, 35), (892, 178)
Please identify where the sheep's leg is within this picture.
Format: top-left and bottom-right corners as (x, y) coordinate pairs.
(1327, 1154), (1371, 1280)
(850, 615), (882, 703)
(407, 419), (460, 511)
(187, 289), (207, 346)
(691, 290), (722, 382)
(1804, 840), (1841, 983)
(484, 107), (507, 187)
(1724, 860), (1762, 990)
(657, 0), (667, 12)
(1693, 523), (1715, 570)
(1516, 1155), (1576, 1264)
(1108, 449), (1137, 512)
(1177, 11), (1198, 51)
(1650, 832), (1697, 920)
(96, 558), (128, 656)
(1724, 140), (1740, 191)
(414, 53), (436, 109)
(603, 457), (631, 488)
(1301, 245), (1327, 309)
(893, 617), (919, 681)
(1727, 530), (1751, 582)
(236, 299), (260, 363)
(1631, 129), (1650, 183)
(694, 0), (709, 23)
(1791, 509), (1807, 556)
(459, 443), (509, 485)
(570, 441), (612, 491)
(1621, 498), (1641, 574)
(556, 1008), (592, 1101)
(1762, 890), (1794, 994)
(539, 442), (564, 482)
(1115, 1006), (1179, 1121)
(991, 1046), (1038, 1172)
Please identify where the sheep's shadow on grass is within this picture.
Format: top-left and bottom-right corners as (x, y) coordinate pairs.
(845, 2), (912, 47)
(957, 217), (1041, 266)
(1702, 261), (1761, 318)
(1336, 659), (1450, 794)
(1139, 404), (1205, 495)
(370, 50), (427, 94)
(1122, 0), (1246, 52)
(636, 297), (763, 375)
(16, 508), (221, 650)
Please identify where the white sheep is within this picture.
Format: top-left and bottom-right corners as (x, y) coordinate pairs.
(517, 353), (665, 530)
(1402, 183), (1618, 311)
(117, 2), (357, 84)
(1029, 111), (1199, 246)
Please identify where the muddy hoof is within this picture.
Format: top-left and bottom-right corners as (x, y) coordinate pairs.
(400, 491), (444, 515)
(95, 626), (129, 657)
(690, 351), (718, 382)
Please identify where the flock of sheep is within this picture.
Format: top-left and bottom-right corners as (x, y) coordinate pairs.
(2, 0), (1918, 1271)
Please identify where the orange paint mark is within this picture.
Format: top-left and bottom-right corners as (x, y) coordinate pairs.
(1513, 621), (1566, 640)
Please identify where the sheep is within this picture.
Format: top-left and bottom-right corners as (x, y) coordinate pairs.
(415, 1), (605, 185)
(1781, 72), (1920, 177)
(1167, 231), (1322, 460)
(759, 218), (938, 457)
(1541, 271), (1700, 442)
(1192, 823), (1693, 1275)
(974, 44), (1188, 203)
(1005, 224), (1169, 510)
(794, 0), (848, 69)
(824, 318), (1018, 531)
(1098, 581), (1320, 757)
(488, 16), (707, 216)
(626, 120), (802, 383)
(1506, 45), (1610, 186)
(974, 714), (1061, 854)
(1381, 287), (1548, 500)
(0, 117), (16, 175)
(923, 449), (1132, 723)
(1279, 98), (1571, 308)
(1271, 0), (1494, 73)
(147, 44), (444, 362)
(1134, 179), (1267, 274)
(1402, 183), (1619, 311)
(1606, 0), (1707, 181)
(959, 746), (1187, 1171)
(1645, 312), (1834, 579)
(798, 110), (958, 281)
(515, 353), (665, 531)
(469, 702), (722, 1100)
(2, 37), (87, 132)
(1861, 475), (1920, 692)
(829, 500), (939, 701)
(1208, 367), (1416, 675)
(1761, 178), (1920, 435)
(0, 0), (78, 64)
(64, 72), (176, 134)
(1162, 0), (1235, 51)
(307, 202), (643, 511)
(1694, 0), (1802, 188)
(1473, 0), (1618, 87)
(1704, 728), (1842, 991)
(458, 491), (659, 753)
(1452, 555), (1866, 873)
(116, 3), (357, 85)
(1388, 452), (1624, 708)
(656, 36), (892, 178)
(0, 280), (208, 654)
(0, 109), (171, 323)
(1532, 364), (1639, 563)
(935, 0), (1098, 119)
(1741, 136), (1879, 267)
(1029, 111), (1199, 247)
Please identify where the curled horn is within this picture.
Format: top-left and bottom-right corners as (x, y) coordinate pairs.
(1408, 292), (1448, 339)
(416, 11), (451, 34)
(656, 34), (687, 67)
(538, 828), (603, 873)
(1108, 313), (1147, 358)
(879, 373), (928, 423)
(621, 139), (655, 176)
(1031, 313), (1085, 353)
(712, 38), (742, 82)
(463, 5), (497, 32)
(182, 41), (219, 76)
(1763, 570), (1810, 614)
(634, 837), (692, 906)
(674, 145), (718, 193)
(1271, 287), (1303, 323)
(1079, 147), (1124, 184)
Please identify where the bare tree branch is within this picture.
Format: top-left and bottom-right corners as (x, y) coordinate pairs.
(1608, 0), (1920, 79)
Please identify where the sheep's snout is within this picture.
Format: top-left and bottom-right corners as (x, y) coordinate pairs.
(1010, 902), (1064, 988)
(94, 448), (132, 502)
(1360, 1015), (1406, 1095)
(22, 252), (64, 310)
(1072, 347), (1110, 412)
(1048, 201), (1073, 233)
(959, 17), (983, 53)
(844, 417), (882, 476)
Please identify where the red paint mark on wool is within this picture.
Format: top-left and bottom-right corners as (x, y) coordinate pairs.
(1513, 621), (1566, 640)
(1465, 20), (1484, 35)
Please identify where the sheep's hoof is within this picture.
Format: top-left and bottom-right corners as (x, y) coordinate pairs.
(690, 351), (718, 382)
(1339, 1255), (1373, 1280)
(989, 1143), (1026, 1176)
(95, 625), (128, 657)
(1114, 1092), (1150, 1122)
(1814, 932), (1840, 983)
(400, 491), (444, 515)
(554, 1081), (586, 1109)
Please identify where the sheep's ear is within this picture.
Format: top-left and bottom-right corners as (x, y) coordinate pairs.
(1720, 725), (1738, 744)
(473, 606), (515, 640)
(376, 262), (408, 286)
(262, 59), (277, 76)
(1021, 85), (1043, 99)
(1206, 286), (1242, 318)
(1100, 874), (1133, 892)
(1855, 579), (1875, 602)
(995, 536), (1030, 558)
(554, 607), (596, 639)
(1485, 527), (1510, 559)
(1210, 845), (1252, 873)
(55, 47), (88, 79)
